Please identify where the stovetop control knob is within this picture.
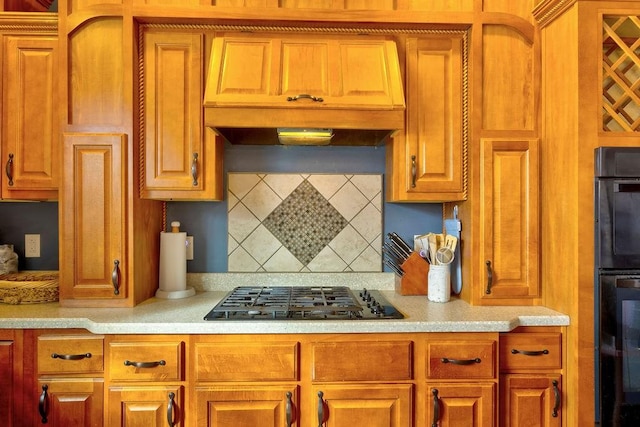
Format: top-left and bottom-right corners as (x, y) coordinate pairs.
(360, 289), (369, 300)
(371, 302), (384, 315)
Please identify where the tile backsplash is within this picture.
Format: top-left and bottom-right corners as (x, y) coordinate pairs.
(228, 173), (383, 272)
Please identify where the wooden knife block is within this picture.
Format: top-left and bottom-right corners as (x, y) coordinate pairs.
(394, 252), (429, 295)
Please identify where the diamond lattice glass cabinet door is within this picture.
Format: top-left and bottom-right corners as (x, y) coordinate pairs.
(602, 16), (640, 132)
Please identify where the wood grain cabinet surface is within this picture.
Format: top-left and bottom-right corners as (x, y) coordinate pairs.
(140, 30), (223, 201)
(499, 327), (563, 427)
(0, 17), (58, 200)
(59, 132), (162, 308)
(33, 331), (105, 427)
(386, 33), (467, 202)
(475, 138), (540, 305)
(424, 334), (497, 427)
(106, 336), (187, 427)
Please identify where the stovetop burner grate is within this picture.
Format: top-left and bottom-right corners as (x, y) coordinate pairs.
(204, 286), (404, 321)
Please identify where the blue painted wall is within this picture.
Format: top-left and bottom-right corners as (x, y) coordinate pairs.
(0, 144), (442, 273)
(0, 202), (58, 271)
(166, 143), (443, 272)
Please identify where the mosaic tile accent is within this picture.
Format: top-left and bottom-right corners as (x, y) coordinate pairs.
(228, 173), (383, 272)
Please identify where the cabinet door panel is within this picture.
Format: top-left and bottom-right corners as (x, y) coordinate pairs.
(2, 35), (58, 199)
(195, 385), (298, 427)
(60, 133), (126, 301)
(0, 340), (14, 424)
(387, 33), (467, 202)
(38, 379), (104, 427)
(311, 384), (412, 427)
(479, 138), (539, 303)
(426, 383), (494, 427)
(108, 385), (183, 427)
(141, 30), (223, 200)
(500, 374), (561, 427)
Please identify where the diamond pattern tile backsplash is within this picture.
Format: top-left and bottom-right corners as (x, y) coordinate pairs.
(228, 173), (383, 272)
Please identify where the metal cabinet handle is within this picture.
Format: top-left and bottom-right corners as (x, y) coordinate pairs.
(124, 359), (166, 368)
(317, 390), (325, 427)
(5, 153), (14, 186)
(286, 391), (295, 427)
(411, 155), (417, 188)
(511, 348), (549, 356)
(441, 357), (481, 365)
(552, 379), (560, 417)
(286, 94), (324, 103)
(167, 392), (176, 427)
(39, 384), (49, 424)
(51, 352), (92, 361)
(485, 260), (493, 294)
(112, 260), (120, 295)
(431, 388), (440, 427)
(191, 153), (198, 186)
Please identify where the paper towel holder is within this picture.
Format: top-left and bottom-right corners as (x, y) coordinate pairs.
(156, 221), (196, 299)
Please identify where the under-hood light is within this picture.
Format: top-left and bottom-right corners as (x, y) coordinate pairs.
(277, 128), (334, 146)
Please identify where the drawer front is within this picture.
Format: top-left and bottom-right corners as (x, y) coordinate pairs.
(38, 335), (104, 374)
(109, 341), (184, 381)
(500, 333), (562, 370)
(427, 340), (496, 379)
(312, 340), (413, 381)
(195, 342), (299, 381)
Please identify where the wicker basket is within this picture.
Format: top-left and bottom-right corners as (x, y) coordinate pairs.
(0, 271), (59, 304)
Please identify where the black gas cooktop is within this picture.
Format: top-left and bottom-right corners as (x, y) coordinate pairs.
(203, 286), (404, 321)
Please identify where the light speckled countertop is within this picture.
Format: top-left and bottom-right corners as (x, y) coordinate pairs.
(0, 273), (569, 334)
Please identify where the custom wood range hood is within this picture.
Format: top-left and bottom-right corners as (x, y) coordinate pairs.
(203, 32), (406, 146)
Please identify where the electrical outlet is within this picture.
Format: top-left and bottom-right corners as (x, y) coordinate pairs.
(25, 234), (41, 258)
(186, 236), (194, 260)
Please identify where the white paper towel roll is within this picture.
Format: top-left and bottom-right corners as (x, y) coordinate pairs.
(158, 231), (187, 292)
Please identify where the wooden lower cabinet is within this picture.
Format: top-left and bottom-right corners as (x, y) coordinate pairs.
(31, 331), (105, 427)
(311, 384), (413, 427)
(108, 385), (184, 427)
(499, 327), (564, 427)
(500, 375), (561, 427)
(425, 383), (495, 427)
(16, 329), (565, 426)
(194, 385), (298, 426)
(37, 378), (104, 426)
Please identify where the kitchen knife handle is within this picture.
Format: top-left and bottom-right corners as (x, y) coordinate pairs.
(485, 260), (493, 294)
(287, 93), (324, 103)
(166, 392), (176, 427)
(317, 391), (325, 427)
(51, 352), (92, 361)
(5, 153), (14, 186)
(191, 153), (199, 186)
(39, 384), (49, 424)
(552, 380), (560, 417)
(511, 348), (549, 356)
(286, 391), (295, 427)
(124, 359), (166, 368)
(431, 388), (440, 427)
(411, 155), (417, 188)
(112, 260), (120, 295)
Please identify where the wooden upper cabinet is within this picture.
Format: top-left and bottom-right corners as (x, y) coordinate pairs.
(386, 33), (467, 202)
(60, 133), (127, 305)
(140, 30), (223, 201)
(1, 34), (58, 200)
(204, 33), (405, 110)
(477, 138), (539, 305)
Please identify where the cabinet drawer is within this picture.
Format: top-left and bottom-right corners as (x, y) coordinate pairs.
(38, 334), (104, 374)
(195, 342), (299, 381)
(427, 340), (496, 379)
(500, 333), (562, 370)
(312, 340), (413, 381)
(109, 341), (184, 381)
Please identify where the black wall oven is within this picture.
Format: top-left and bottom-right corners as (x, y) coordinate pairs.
(596, 147), (640, 426)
